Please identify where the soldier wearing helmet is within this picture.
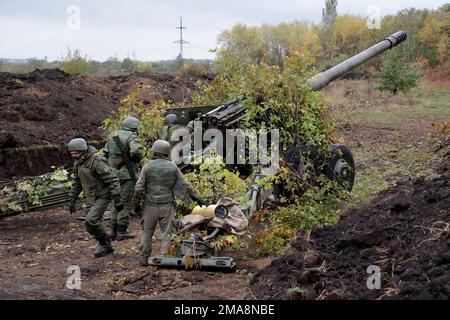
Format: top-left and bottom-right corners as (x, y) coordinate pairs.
(104, 116), (143, 241)
(68, 138), (123, 258)
(158, 113), (186, 145)
(133, 139), (208, 266)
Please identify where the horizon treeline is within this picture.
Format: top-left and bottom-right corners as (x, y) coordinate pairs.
(0, 2), (448, 77)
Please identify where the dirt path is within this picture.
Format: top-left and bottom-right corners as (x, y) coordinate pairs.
(0, 208), (272, 299)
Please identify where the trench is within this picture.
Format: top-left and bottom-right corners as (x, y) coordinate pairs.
(0, 141), (104, 181)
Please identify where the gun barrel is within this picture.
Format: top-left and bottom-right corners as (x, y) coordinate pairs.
(307, 31), (407, 91)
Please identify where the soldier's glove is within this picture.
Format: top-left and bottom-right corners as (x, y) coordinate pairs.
(69, 199), (76, 214)
(193, 197), (209, 207)
(113, 197), (124, 212)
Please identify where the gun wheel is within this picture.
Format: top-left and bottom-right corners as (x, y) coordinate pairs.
(324, 144), (355, 191)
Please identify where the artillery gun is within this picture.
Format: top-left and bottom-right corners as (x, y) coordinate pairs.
(145, 31), (409, 270)
(1, 31), (408, 270)
(165, 30), (408, 214)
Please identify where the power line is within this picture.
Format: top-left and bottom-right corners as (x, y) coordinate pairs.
(173, 17), (189, 70)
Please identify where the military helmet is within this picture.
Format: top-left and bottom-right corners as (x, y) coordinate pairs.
(165, 113), (178, 125)
(151, 140), (170, 155)
(121, 116), (140, 130)
(68, 138), (88, 151)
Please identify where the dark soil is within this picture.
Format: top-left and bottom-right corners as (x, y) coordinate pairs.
(250, 140), (450, 299)
(0, 208), (258, 300)
(0, 69), (212, 178)
(0, 69), (210, 148)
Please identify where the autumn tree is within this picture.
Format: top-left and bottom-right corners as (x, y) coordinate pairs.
(216, 23), (264, 67)
(419, 4), (450, 67)
(214, 3), (449, 76)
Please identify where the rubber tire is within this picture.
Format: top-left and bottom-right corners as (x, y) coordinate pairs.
(283, 143), (322, 177)
(324, 144), (356, 191)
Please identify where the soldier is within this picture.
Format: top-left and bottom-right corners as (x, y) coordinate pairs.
(158, 113), (184, 144)
(186, 111), (203, 133)
(159, 113), (193, 163)
(133, 140), (208, 266)
(67, 138), (123, 258)
(104, 116), (143, 241)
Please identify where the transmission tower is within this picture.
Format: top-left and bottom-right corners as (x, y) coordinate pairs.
(173, 17), (189, 70)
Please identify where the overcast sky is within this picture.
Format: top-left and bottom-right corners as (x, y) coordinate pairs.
(0, 0), (447, 61)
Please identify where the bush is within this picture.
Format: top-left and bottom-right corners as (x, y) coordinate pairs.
(193, 53), (335, 152)
(101, 86), (165, 160)
(60, 48), (89, 75)
(184, 153), (250, 205)
(121, 58), (138, 73)
(137, 62), (153, 72)
(181, 62), (207, 76)
(255, 178), (346, 255)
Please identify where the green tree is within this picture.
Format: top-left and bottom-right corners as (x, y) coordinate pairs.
(0, 60), (6, 72)
(137, 61), (153, 72)
(322, 0), (338, 28)
(121, 57), (138, 73)
(87, 60), (102, 74)
(99, 57), (122, 75)
(320, 0), (338, 60)
(27, 58), (47, 71)
(376, 49), (422, 95)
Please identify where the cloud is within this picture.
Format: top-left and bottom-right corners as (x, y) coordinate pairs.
(0, 0), (447, 60)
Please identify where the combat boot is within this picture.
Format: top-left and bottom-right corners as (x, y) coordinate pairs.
(116, 226), (135, 241)
(94, 234), (114, 258)
(77, 212), (86, 221)
(108, 222), (118, 241)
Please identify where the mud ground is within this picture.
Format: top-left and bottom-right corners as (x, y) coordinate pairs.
(0, 208), (268, 300)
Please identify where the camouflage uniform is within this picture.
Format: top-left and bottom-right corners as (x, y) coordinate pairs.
(134, 154), (200, 259)
(105, 127), (143, 236)
(70, 146), (122, 240)
(158, 123), (185, 146)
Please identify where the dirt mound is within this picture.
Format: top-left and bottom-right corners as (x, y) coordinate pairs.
(0, 69), (212, 178)
(250, 141), (450, 300)
(0, 69), (210, 148)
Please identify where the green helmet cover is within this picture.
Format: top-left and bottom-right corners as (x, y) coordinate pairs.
(68, 138), (88, 151)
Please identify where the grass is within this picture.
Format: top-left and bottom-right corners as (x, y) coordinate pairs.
(350, 103), (450, 124)
(325, 80), (450, 125)
(349, 167), (389, 207)
(286, 285), (308, 296)
(326, 79), (449, 208)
